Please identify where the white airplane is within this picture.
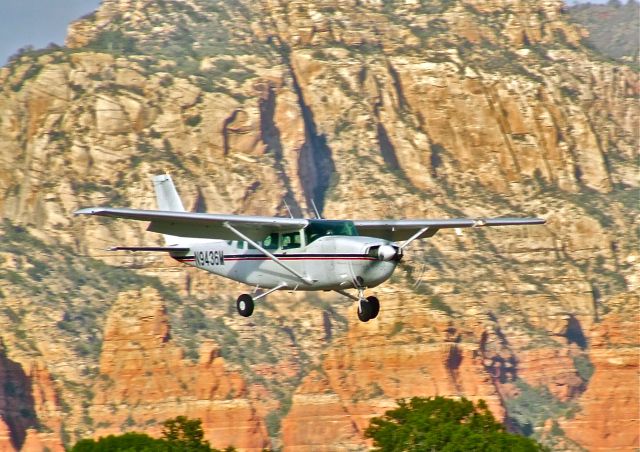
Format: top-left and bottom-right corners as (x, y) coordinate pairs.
(75, 174), (545, 322)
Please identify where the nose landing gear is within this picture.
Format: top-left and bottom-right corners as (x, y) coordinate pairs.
(336, 288), (381, 322)
(358, 295), (380, 322)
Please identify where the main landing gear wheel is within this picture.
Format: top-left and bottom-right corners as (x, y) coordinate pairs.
(236, 294), (254, 317)
(357, 296), (380, 322)
(367, 296), (380, 319)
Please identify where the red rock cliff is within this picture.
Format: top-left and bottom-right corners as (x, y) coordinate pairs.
(90, 287), (270, 451)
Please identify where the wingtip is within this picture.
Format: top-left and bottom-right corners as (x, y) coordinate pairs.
(74, 207), (105, 216)
(526, 217), (547, 225)
(152, 173), (172, 183)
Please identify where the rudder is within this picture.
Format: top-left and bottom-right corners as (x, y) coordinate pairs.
(153, 174), (185, 212)
(152, 174), (189, 247)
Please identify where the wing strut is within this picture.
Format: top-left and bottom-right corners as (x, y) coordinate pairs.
(222, 222), (314, 286)
(399, 227), (430, 251)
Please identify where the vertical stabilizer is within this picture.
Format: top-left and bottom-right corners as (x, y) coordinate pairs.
(152, 174), (188, 246)
(153, 174), (185, 212)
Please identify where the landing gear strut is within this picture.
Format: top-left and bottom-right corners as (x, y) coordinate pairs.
(235, 283), (288, 317)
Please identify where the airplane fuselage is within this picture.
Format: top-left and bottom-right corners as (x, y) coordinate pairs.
(173, 235), (399, 291)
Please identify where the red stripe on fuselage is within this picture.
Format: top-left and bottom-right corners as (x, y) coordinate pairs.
(173, 256), (376, 262)
(223, 257), (376, 261)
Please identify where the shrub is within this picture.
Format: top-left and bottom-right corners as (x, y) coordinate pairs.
(366, 396), (547, 451)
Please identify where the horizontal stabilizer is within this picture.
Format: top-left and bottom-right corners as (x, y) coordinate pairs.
(108, 246), (190, 253)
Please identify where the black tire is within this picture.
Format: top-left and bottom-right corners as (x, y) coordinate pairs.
(236, 294), (254, 317)
(366, 296), (380, 319)
(357, 300), (371, 322)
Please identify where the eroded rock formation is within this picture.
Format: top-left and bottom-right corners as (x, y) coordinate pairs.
(90, 287), (269, 451)
(0, 0), (637, 450)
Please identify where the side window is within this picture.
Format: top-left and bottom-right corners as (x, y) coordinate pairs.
(282, 232), (301, 249)
(262, 232), (279, 250)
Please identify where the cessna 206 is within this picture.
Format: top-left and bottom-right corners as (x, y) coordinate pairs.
(76, 174), (545, 322)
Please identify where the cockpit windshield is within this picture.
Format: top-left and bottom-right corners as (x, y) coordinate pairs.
(304, 220), (358, 244)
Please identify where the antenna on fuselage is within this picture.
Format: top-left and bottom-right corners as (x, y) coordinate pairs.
(310, 199), (322, 219)
(283, 199), (294, 219)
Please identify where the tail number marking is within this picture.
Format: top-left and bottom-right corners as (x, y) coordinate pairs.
(196, 250), (225, 267)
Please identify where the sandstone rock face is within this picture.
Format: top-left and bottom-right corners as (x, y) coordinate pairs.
(0, 343), (64, 452)
(281, 292), (508, 451)
(0, 0), (637, 450)
(560, 295), (639, 451)
(0, 418), (14, 452)
(90, 287), (270, 451)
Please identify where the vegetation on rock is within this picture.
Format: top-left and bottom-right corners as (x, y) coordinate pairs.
(70, 416), (236, 451)
(365, 396), (548, 451)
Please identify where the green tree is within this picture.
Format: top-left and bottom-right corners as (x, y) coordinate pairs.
(69, 432), (166, 451)
(69, 416), (237, 451)
(161, 416), (220, 451)
(364, 396), (547, 451)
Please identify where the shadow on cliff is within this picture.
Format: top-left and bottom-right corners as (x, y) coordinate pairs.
(259, 83), (304, 217)
(279, 44), (336, 215)
(0, 342), (38, 450)
(565, 314), (588, 350)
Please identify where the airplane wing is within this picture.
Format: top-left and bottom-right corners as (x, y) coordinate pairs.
(353, 217), (545, 242)
(75, 207), (308, 241)
(76, 207), (544, 243)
